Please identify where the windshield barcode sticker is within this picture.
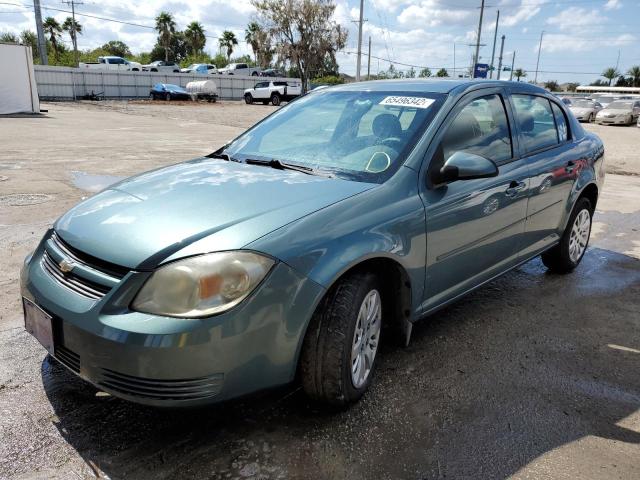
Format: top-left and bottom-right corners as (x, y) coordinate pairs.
(380, 96), (435, 109)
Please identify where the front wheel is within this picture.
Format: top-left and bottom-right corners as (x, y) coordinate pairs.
(541, 197), (592, 273)
(252, 71), (259, 76)
(270, 93), (281, 106)
(588, 113), (594, 123)
(244, 93), (253, 104)
(165, 93), (171, 101)
(300, 271), (382, 407)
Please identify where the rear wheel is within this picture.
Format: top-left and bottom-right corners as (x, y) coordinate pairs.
(588, 112), (594, 123)
(541, 197), (592, 273)
(270, 93), (281, 106)
(149, 93), (155, 101)
(252, 71), (259, 76)
(165, 93), (171, 101)
(300, 271), (382, 407)
(244, 93), (253, 104)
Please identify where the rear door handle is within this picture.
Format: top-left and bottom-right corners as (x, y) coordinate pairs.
(565, 160), (577, 173)
(505, 180), (526, 197)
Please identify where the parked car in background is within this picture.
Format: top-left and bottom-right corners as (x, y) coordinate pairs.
(22, 80), (604, 409)
(181, 64), (218, 75)
(260, 68), (285, 77)
(568, 99), (603, 122)
(143, 61), (181, 73)
(218, 63), (260, 76)
(592, 95), (616, 108)
(149, 83), (191, 101)
(244, 81), (302, 106)
(79, 56), (142, 71)
(595, 100), (640, 125)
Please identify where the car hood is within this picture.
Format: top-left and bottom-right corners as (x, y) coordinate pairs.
(599, 108), (630, 115)
(54, 158), (374, 270)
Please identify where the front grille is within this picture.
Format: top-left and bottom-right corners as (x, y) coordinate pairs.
(55, 345), (80, 373)
(98, 369), (224, 401)
(50, 232), (128, 279)
(42, 251), (111, 300)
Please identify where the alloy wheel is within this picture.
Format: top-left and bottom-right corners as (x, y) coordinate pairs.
(569, 209), (591, 263)
(350, 289), (381, 388)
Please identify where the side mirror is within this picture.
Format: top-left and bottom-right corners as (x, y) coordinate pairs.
(439, 151), (498, 183)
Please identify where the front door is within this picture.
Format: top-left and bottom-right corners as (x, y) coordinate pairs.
(420, 89), (530, 313)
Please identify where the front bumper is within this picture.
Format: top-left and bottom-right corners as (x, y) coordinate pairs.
(20, 233), (325, 407)
(596, 116), (629, 124)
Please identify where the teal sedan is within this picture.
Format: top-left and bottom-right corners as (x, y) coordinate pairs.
(21, 80), (605, 407)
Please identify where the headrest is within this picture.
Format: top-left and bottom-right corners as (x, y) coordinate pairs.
(372, 113), (402, 138)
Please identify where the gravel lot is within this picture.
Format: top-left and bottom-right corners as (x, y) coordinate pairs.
(1, 101), (639, 480)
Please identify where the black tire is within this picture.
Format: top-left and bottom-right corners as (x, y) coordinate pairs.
(149, 93), (155, 101)
(165, 93), (171, 101)
(244, 93), (253, 104)
(252, 71), (259, 76)
(151, 68), (158, 72)
(588, 113), (594, 123)
(271, 93), (281, 106)
(300, 271), (383, 407)
(541, 197), (593, 273)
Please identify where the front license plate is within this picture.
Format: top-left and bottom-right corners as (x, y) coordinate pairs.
(23, 298), (54, 355)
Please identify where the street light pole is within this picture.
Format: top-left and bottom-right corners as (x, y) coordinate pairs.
(489, 10), (499, 79)
(33, 0), (48, 65)
(509, 50), (516, 81)
(534, 30), (544, 84)
(355, 0), (364, 82)
(497, 35), (505, 80)
(472, 0), (485, 78)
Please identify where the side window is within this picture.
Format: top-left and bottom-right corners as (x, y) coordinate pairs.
(551, 102), (568, 142)
(441, 94), (512, 164)
(512, 94), (559, 153)
(99, 58), (105, 64)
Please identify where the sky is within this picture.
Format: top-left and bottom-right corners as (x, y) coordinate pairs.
(0, 0), (639, 84)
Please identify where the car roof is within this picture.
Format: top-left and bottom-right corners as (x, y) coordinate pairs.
(328, 79), (548, 95)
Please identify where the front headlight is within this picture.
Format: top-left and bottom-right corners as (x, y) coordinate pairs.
(132, 251), (275, 318)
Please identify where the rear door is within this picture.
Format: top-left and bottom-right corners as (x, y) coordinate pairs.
(507, 92), (580, 258)
(420, 88), (530, 312)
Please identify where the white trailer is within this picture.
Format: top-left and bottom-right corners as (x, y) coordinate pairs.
(0, 43), (39, 114)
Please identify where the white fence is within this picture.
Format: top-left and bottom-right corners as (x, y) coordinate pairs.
(33, 65), (300, 101)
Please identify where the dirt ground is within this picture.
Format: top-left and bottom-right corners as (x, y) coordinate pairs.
(1, 101), (639, 480)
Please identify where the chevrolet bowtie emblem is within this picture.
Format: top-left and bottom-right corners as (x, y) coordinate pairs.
(59, 259), (76, 273)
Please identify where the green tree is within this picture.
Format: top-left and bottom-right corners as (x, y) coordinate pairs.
(418, 67), (431, 78)
(20, 30), (38, 58)
(435, 68), (449, 77)
(543, 80), (559, 91)
(42, 17), (63, 59)
(627, 65), (640, 87)
(245, 22), (261, 62)
(513, 68), (526, 81)
(219, 30), (238, 61)
(184, 21), (206, 55)
(155, 11), (176, 62)
(566, 82), (579, 92)
(101, 40), (131, 57)
(62, 17), (82, 55)
(602, 67), (620, 86)
(150, 31), (188, 63)
(0, 32), (19, 43)
(406, 66), (416, 78)
(252, 0), (348, 92)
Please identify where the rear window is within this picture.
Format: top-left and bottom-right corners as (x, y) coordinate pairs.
(512, 95), (559, 153)
(551, 102), (568, 142)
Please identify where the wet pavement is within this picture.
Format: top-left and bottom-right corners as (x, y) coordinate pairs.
(1, 102), (639, 479)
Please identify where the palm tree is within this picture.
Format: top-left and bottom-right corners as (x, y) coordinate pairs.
(219, 30), (238, 61)
(627, 66), (640, 88)
(42, 17), (62, 59)
(155, 11), (176, 62)
(184, 21), (206, 55)
(245, 22), (261, 63)
(513, 68), (526, 81)
(602, 67), (620, 86)
(62, 17), (82, 54)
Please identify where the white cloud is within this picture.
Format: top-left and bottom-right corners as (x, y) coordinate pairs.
(541, 33), (635, 53)
(546, 7), (602, 30)
(397, 1), (473, 28)
(500, 0), (548, 27)
(604, 0), (622, 9)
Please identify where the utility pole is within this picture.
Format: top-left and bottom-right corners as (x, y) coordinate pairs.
(615, 50), (620, 71)
(489, 10), (499, 79)
(33, 0), (48, 65)
(534, 30), (544, 84)
(509, 50), (516, 81)
(355, 0), (365, 82)
(62, 0), (83, 68)
(366, 36), (371, 80)
(453, 43), (456, 77)
(472, 0), (485, 78)
(496, 35), (505, 80)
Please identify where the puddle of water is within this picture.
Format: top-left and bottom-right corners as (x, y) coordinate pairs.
(71, 171), (124, 193)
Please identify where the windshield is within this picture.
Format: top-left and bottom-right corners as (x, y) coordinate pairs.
(573, 100), (593, 108)
(598, 96), (614, 103)
(608, 101), (633, 109)
(223, 89), (445, 183)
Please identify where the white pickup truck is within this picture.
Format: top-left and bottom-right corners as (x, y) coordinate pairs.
(218, 62), (261, 76)
(243, 81), (302, 106)
(79, 56), (142, 71)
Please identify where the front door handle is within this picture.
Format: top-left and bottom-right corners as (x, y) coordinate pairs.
(505, 180), (526, 197)
(565, 160), (577, 173)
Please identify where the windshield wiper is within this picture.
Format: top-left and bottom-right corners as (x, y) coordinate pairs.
(245, 158), (332, 177)
(208, 151), (240, 162)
